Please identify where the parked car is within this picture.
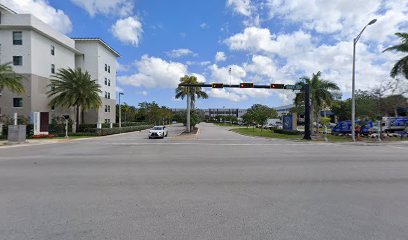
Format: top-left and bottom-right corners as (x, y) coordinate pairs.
(148, 126), (168, 139)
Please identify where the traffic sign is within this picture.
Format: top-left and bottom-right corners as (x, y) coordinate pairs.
(284, 85), (303, 90)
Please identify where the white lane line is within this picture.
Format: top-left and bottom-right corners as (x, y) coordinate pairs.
(107, 142), (312, 146)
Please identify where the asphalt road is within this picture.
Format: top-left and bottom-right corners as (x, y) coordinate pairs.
(0, 123), (408, 240)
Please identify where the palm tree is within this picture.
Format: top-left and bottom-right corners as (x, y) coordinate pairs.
(295, 72), (340, 133)
(47, 68), (102, 130)
(383, 32), (408, 79)
(175, 75), (208, 109)
(0, 62), (24, 94)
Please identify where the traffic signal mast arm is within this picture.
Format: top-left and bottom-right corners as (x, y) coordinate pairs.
(179, 83), (303, 90)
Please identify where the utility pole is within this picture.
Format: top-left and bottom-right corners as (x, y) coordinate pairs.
(303, 84), (312, 140)
(351, 19), (377, 142)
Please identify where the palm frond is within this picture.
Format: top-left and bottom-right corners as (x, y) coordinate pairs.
(0, 62), (25, 93)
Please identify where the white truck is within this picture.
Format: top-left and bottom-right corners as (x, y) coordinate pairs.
(264, 119), (282, 129)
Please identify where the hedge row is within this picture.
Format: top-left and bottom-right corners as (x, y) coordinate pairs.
(77, 122), (148, 132)
(272, 128), (302, 135)
(93, 125), (153, 136)
(1, 124), (152, 138)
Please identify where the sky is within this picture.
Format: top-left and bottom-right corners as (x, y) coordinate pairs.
(2, 0), (408, 109)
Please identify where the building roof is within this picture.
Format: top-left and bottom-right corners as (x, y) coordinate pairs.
(274, 104), (295, 111)
(72, 38), (120, 57)
(0, 3), (17, 14)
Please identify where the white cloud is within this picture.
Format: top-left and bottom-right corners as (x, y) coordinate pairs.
(215, 52), (227, 62)
(191, 73), (207, 83)
(116, 86), (124, 93)
(141, 91), (148, 96)
(2, 0), (73, 34)
(118, 55), (188, 89)
(111, 16), (143, 46)
(266, 0), (408, 42)
(166, 49), (197, 58)
(207, 88), (248, 102)
(200, 22), (209, 29)
(244, 55), (278, 79)
(209, 64), (247, 85)
(116, 60), (129, 72)
(70, 0), (133, 17)
(226, 0), (253, 17)
(225, 27), (313, 57)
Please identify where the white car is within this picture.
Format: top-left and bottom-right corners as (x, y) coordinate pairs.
(148, 126), (168, 139)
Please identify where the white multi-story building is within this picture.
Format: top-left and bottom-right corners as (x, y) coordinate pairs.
(0, 4), (119, 133)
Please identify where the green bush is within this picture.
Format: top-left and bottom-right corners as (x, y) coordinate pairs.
(68, 132), (99, 137)
(78, 124), (97, 132)
(272, 128), (302, 135)
(112, 122), (148, 128)
(78, 125), (153, 136)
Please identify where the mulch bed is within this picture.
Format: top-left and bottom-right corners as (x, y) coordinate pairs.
(180, 127), (199, 135)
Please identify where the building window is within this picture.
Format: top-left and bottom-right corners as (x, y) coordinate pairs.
(51, 45), (55, 55)
(108, 105), (111, 112)
(51, 64), (55, 74)
(51, 105), (55, 111)
(108, 79), (111, 86)
(13, 56), (22, 66)
(13, 31), (22, 45)
(104, 78), (107, 85)
(13, 98), (23, 108)
(105, 64), (107, 72)
(105, 119), (110, 123)
(104, 91), (107, 98)
(108, 65), (110, 73)
(105, 105), (108, 112)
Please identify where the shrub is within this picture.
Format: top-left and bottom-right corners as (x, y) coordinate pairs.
(273, 128), (302, 135)
(76, 125), (153, 136)
(32, 134), (56, 139)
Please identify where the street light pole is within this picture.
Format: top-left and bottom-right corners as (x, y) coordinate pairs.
(351, 19), (377, 142)
(119, 92), (124, 128)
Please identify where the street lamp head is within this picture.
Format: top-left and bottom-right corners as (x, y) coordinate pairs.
(119, 92), (124, 95)
(368, 19), (377, 25)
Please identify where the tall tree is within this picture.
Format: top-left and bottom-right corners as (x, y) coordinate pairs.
(175, 75), (208, 109)
(0, 62), (24, 94)
(247, 104), (278, 131)
(383, 32), (408, 80)
(294, 72), (340, 133)
(47, 68), (102, 130)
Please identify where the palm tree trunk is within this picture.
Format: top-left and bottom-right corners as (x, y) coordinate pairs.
(76, 105), (80, 131)
(310, 101), (314, 134)
(81, 108), (85, 125)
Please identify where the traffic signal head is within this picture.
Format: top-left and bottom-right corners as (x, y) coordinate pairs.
(240, 83), (254, 88)
(212, 83), (224, 88)
(271, 84), (285, 89)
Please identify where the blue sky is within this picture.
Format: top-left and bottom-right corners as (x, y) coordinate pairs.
(3, 0), (408, 109)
